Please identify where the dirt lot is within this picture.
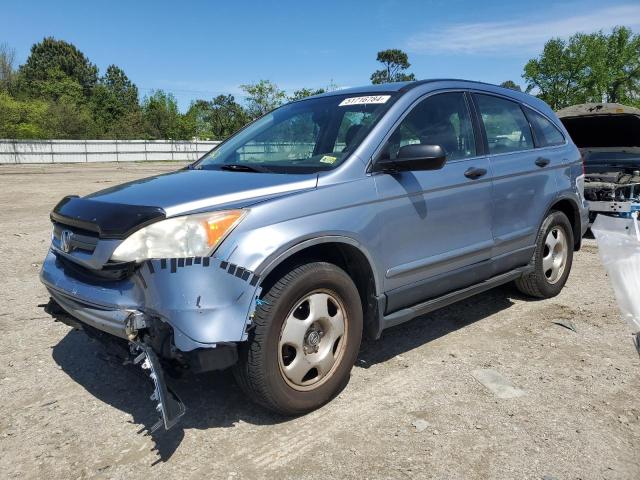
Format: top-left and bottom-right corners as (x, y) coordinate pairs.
(1, 162), (639, 479)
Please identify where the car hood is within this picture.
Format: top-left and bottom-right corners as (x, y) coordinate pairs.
(86, 169), (319, 217)
(559, 109), (640, 150)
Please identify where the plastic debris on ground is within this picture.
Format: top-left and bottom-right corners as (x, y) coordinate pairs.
(411, 419), (430, 432)
(591, 213), (640, 340)
(471, 368), (526, 399)
(552, 320), (577, 333)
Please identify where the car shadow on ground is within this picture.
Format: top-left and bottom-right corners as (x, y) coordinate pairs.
(358, 284), (521, 367)
(51, 283), (526, 464)
(52, 332), (289, 464)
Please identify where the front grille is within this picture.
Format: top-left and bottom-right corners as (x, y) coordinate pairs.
(53, 222), (99, 254)
(54, 252), (136, 282)
(51, 218), (135, 281)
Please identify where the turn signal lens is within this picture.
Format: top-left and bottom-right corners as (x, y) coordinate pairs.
(205, 210), (244, 248)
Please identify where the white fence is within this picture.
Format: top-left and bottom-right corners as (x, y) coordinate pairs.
(0, 139), (221, 164)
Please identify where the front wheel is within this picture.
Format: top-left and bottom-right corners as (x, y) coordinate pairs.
(233, 262), (363, 415)
(516, 210), (574, 298)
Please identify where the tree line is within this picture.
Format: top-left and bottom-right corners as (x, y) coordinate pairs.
(369, 27), (640, 111)
(523, 26), (640, 110)
(0, 26), (638, 140)
(0, 37), (334, 140)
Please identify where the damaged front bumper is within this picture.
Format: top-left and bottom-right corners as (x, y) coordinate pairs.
(40, 250), (262, 350)
(131, 342), (186, 431)
(40, 249), (262, 430)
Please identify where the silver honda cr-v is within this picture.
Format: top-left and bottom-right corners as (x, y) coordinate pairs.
(41, 79), (589, 430)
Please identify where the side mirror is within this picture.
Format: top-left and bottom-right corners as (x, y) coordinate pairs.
(374, 144), (447, 172)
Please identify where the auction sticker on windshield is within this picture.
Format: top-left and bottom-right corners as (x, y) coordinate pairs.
(339, 95), (391, 106)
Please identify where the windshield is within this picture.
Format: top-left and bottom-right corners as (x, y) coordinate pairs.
(195, 93), (396, 173)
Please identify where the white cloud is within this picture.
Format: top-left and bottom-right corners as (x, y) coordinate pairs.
(407, 4), (640, 55)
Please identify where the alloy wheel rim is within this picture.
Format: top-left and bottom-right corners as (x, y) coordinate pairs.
(542, 226), (568, 284)
(278, 290), (348, 391)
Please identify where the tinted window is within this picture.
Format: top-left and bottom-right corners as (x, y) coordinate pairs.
(475, 94), (533, 154)
(525, 107), (565, 147)
(380, 92), (476, 161)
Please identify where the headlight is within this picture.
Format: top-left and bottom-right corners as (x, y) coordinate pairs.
(111, 210), (246, 262)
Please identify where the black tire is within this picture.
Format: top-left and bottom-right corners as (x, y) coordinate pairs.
(516, 210), (574, 298)
(233, 262), (363, 415)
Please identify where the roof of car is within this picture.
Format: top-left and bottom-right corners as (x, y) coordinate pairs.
(309, 79), (556, 119)
(313, 79), (540, 103)
(315, 79), (511, 97)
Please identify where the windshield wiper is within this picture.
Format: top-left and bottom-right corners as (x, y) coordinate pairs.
(219, 164), (270, 173)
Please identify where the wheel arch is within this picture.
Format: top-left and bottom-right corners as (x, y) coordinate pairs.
(255, 236), (382, 340)
(544, 196), (583, 251)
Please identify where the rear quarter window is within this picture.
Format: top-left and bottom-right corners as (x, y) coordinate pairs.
(525, 107), (565, 147)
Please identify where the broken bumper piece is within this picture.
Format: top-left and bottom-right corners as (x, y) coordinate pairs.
(39, 250), (262, 351)
(132, 342), (186, 431)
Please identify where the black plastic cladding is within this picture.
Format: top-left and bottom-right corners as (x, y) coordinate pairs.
(51, 196), (166, 239)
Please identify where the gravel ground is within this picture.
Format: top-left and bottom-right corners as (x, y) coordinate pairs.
(1, 162), (639, 480)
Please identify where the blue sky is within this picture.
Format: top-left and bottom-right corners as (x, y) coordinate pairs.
(2, 0), (639, 110)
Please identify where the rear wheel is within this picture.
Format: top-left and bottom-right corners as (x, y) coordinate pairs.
(516, 210), (574, 298)
(233, 262), (363, 415)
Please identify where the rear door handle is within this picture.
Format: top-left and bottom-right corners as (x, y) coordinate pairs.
(535, 157), (550, 167)
(464, 167), (487, 179)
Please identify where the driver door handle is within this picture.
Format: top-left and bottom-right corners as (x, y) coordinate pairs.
(535, 157), (550, 167)
(464, 167), (487, 179)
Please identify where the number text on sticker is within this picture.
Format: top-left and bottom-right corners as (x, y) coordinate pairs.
(339, 95), (391, 107)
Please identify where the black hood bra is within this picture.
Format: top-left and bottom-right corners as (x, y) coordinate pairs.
(51, 196), (166, 239)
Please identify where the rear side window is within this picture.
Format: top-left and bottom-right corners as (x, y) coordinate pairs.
(525, 107), (565, 147)
(475, 94), (533, 154)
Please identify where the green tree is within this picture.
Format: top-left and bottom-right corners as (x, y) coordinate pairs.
(0, 87), (96, 140)
(0, 91), (50, 138)
(591, 27), (640, 104)
(25, 67), (85, 102)
(523, 27), (640, 109)
(19, 37), (98, 97)
(92, 65), (142, 137)
(500, 80), (522, 91)
(182, 99), (213, 139)
(0, 43), (16, 92)
(370, 49), (416, 84)
(183, 95), (249, 140)
(16, 66), (97, 138)
(44, 97), (96, 138)
(288, 87), (326, 101)
(142, 90), (183, 139)
(241, 80), (287, 118)
(1, 38), (155, 139)
(523, 35), (593, 109)
(209, 95), (249, 139)
(0, 38), (100, 139)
